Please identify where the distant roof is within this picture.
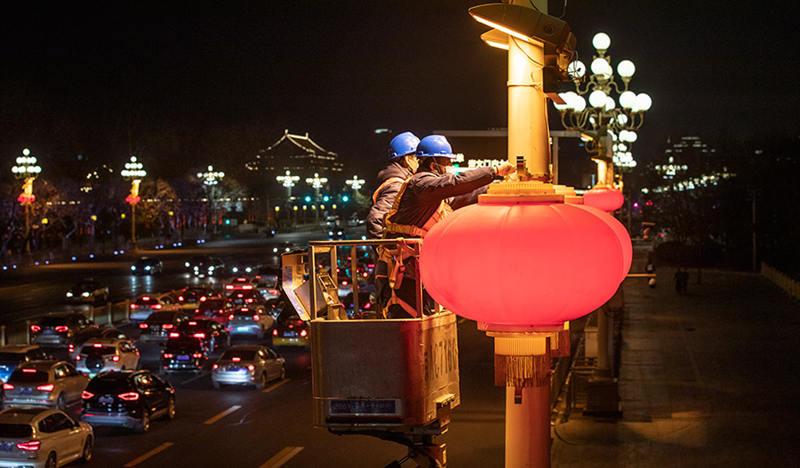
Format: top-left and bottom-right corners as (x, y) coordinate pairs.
(263, 129), (337, 157)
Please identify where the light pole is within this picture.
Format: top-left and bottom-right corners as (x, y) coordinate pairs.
(276, 170), (299, 199)
(11, 148), (42, 255)
(344, 175), (365, 192)
(554, 32), (651, 188)
(305, 173), (327, 224)
(121, 156), (146, 250)
(197, 165), (225, 233)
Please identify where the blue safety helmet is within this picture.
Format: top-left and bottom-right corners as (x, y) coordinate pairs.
(416, 135), (456, 159)
(389, 132), (420, 159)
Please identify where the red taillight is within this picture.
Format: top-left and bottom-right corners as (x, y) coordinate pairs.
(300, 329), (308, 337)
(242, 285), (253, 290)
(228, 314), (234, 320)
(68, 344), (75, 352)
(342, 280), (348, 286)
(247, 365), (255, 372)
(153, 304), (162, 310)
(200, 296), (207, 302)
(272, 329), (278, 336)
(30, 325), (41, 333)
(162, 324), (173, 329)
(268, 289), (279, 295)
(111, 355), (120, 362)
(169, 332), (179, 338)
(178, 295), (184, 301)
(93, 343), (103, 348)
(130, 304), (138, 309)
(212, 364), (218, 369)
(240, 307), (249, 312)
(37, 384), (54, 392)
(188, 321), (197, 325)
(55, 326), (69, 333)
(246, 298), (254, 303)
(76, 355), (82, 361)
(163, 353), (173, 359)
(232, 357), (241, 362)
(225, 285), (234, 290)
(117, 392), (140, 401)
(192, 353), (203, 359)
(253, 315), (260, 321)
(16, 440), (40, 452)
(139, 323), (148, 329)
(364, 302), (372, 309)
(22, 369), (36, 373)
(3, 383), (13, 390)
(81, 390), (94, 399)
(143, 296), (150, 301)
(193, 333), (205, 339)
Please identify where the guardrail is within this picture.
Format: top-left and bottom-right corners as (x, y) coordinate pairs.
(762, 262), (800, 300)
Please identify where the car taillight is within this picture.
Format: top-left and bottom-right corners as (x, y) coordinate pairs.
(272, 329), (278, 336)
(143, 296), (150, 300)
(169, 332), (179, 338)
(225, 285), (234, 290)
(178, 296), (184, 301)
(364, 302), (372, 309)
(81, 390), (94, 399)
(268, 289), (279, 295)
(93, 343), (103, 348)
(153, 304), (162, 309)
(253, 315), (260, 321)
(68, 344), (75, 352)
(76, 355), (82, 361)
(55, 326), (69, 333)
(162, 324), (173, 329)
(3, 383), (13, 390)
(188, 321), (197, 325)
(130, 304), (138, 309)
(242, 285), (253, 290)
(247, 365), (255, 372)
(30, 325), (41, 333)
(246, 298), (254, 303)
(163, 353), (173, 359)
(16, 440), (40, 452)
(117, 392), (140, 401)
(22, 369), (36, 373)
(200, 296), (207, 302)
(192, 353), (203, 359)
(300, 329), (308, 337)
(232, 357), (240, 362)
(111, 355), (120, 362)
(139, 323), (148, 329)
(36, 384), (54, 392)
(228, 314), (234, 320)
(193, 333), (205, 339)
(212, 364), (218, 369)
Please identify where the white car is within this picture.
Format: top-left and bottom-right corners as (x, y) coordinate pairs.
(0, 407), (93, 467)
(75, 339), (140, 378)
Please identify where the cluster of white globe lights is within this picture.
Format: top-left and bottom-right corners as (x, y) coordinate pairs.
(11, 148), (42, 175)
(553, 33), (653, 168)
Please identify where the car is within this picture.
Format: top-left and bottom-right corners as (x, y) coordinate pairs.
(30, 314), (96, 348)
(272, 241), (295, 254)
(130, 257), (163, 275)
(327, 226), (345, 240)
(129, 294), (176, 322)
(254, 276), (281, 301)
(80, 370), (175, 433)
(65, 279), (109, 305)
(193, 298), (229, 324)
(0, 407), (93, 467)
(137, 310), (191, 343)
(74, 339), (140, 378)
(175, 287), (220, 309)
(185, 255), (225, 277)
(172, 319), (229, 351)
(211, 345), (285, 390)
(272, 309), (309, 346)
(3, 361), (89, 410)
(229, 262), (261, 275)
(224, 277), (256, 292)
(265, 228), (276, 238)
(160, 337), (208, 374)
(67, 327), (127, 362)
(0, 345), (51, 383)
(226, 290), (268, 312)
(226, 308), (274, 340)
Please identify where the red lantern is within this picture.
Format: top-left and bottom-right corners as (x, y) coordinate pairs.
(125, 195), (141, 205)
(583, 186), (624, 212)
(16, 193), (35, 204)
(420, 199), (630, 327)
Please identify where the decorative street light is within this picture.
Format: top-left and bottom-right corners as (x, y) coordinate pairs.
(197, 165), (225, 233)
(344, 175), (365, 192)
(11, 148), (42, 254)
(121, 156), (146, 249)
(276, 170), (300, 198)
(554, 32), (652, 188)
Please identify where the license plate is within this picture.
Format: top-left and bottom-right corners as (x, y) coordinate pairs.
(236, 326), (251, 332)
(99, 395), (113, 404)
(0, 442), (13, 451)
(284, 331), (297, 337)
(177, 355), (190, 361)
(19, 387), (33, 395)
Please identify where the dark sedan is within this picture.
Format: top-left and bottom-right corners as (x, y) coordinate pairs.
(30, 314), (96, 347)
(130, 257), (163, 275)
(137, 310), (191, 343)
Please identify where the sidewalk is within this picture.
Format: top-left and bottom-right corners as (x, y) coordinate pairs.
(552, 267), (800, 467)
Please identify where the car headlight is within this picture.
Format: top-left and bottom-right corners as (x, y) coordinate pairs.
(82, 292), (90, 297)
(232, 267), (239, 273)
(131, 265), (136, 271)
(145, 266), (151, 270)
(273, 248), (278, 253)
(66, 292), (73, 297)
(328, 231), (333, 236)
(337, 231), (343, 235)
(245, 267), (252, 273)
(185, 262), (190, 268)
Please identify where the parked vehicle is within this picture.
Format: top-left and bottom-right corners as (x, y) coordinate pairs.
(74, 339), (140, 378)
(211, 345), (285, 390)
(3, 361), (89, 410)
(65, 279), (109, 305)
(80, 370), (175, 433)
(0, 407), (93, 467)
(159, 337), (208, 374)
(0, 345), (51, 383)
(130, 257), (163, 275)
(30, 315), (96, 348)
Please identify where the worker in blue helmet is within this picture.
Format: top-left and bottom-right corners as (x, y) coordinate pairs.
(379, 134), (515, 318)
(366, 131), (420, 240)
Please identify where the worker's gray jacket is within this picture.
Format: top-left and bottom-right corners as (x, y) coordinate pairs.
(366, 161), (414, 239)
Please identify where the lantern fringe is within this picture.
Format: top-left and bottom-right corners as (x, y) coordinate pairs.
(494, 353), (551, 388)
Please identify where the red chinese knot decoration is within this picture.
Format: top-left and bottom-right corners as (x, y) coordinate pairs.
(125, 195), (141, 205)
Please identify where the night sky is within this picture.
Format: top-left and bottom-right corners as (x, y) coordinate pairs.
(1, 1), (797, 180)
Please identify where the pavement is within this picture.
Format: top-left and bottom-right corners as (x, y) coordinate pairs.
(551, 267), (800, 467)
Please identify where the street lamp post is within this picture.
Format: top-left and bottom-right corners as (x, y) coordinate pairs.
(121, 156), (146, 250)
(554, 32), (652, 188)
(11, 148), (42, 255)
(305, 173), (327, 224)
(344, 175), (365, 192)
(276, 170), (300, 199)
(197, 165), (225, 234)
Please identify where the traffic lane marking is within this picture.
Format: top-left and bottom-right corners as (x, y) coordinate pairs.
(259, 446), (304, 468)
(203, 404), (242, 424)
(123, 442), (174, 467)
(263, 378), (291, 393)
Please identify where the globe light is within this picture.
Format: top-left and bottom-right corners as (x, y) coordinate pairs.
(617, 114), (629, 125)
(592, 32), (611, 51)
(588, 90), (608, 108)
(618, 143), (628, 152)
(567, 60), (585, 79)
(628, 131), (638, 142)
(618, 91), (636, 109)
(572, 95), (587, 112)
(635, 93), (652, 111)
(604, 96), (616, 111)
(22, 148), (30, 156)
(554, 94), (571, 111)
(590, 58), (612, 78)
(616, 60), (636, 78)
